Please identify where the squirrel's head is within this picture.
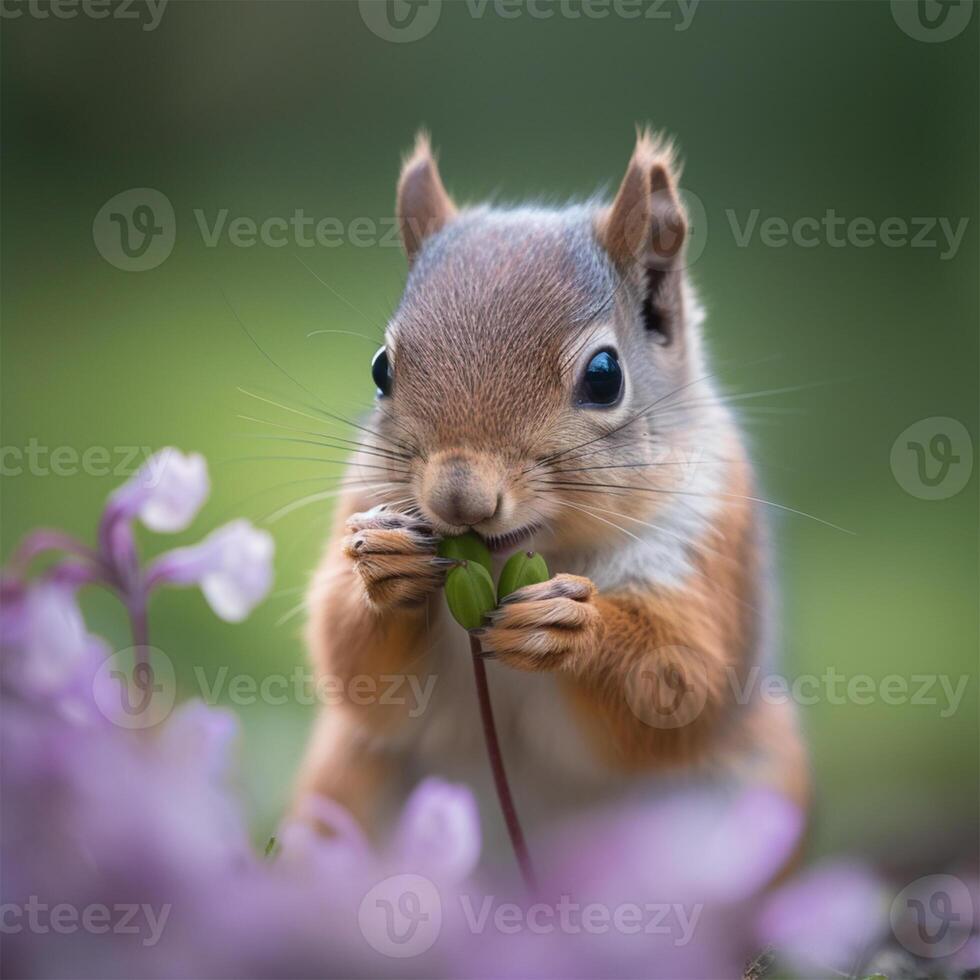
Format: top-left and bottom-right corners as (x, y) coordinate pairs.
(366, 130), (719, 554)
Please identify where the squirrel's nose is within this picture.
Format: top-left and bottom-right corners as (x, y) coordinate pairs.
(423, 454), (501, 528)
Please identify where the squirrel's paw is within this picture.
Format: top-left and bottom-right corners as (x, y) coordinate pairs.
(479, 574), (602, 671)
(343, 506), (447, 609)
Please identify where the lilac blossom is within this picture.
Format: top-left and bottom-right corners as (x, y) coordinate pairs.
(147, 519), (275, 623)
(108, 448), (210, 534)
(2, 447), (272, 655)
(2, 450), (969, 979)
(757, 861), (888, 975)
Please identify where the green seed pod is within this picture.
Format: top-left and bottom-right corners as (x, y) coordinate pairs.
(497, 550), (550, 601)
(437, 531), (492, 575)
(444, 560), (497, 631)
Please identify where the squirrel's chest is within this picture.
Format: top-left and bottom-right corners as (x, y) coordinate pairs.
(406, 611), (615, 798)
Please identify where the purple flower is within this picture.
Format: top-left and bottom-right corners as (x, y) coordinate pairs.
(392, 777), (481, 883)
(109, 448), (209, 534)
(757, 860), (887, 975)
(282, 777), (481, 886)
(149, 519), (274, 622)
(0, 579), (111, 723)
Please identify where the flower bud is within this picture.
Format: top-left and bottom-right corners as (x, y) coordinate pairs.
(497, 550), (549, 601)
(444, 560), (496, 631)
(437, 532), (492, 575)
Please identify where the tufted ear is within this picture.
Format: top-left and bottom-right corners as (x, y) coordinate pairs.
(597, 129), (688, 345)
(396, 131), (457, 264)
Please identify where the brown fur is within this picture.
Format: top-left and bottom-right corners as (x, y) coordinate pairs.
(296, 130), (809, 851)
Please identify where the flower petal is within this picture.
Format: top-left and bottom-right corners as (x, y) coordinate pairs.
(138, 449), (210, 533)
(757, 861), (887, 975)
(392, 777), (481, 883)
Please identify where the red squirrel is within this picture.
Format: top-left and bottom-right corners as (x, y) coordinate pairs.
(295, 130), (809, 856)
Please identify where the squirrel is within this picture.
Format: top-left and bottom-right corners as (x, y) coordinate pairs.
(295, 129), (809, 860)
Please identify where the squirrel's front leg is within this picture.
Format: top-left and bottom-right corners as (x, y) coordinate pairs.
(479, 575), (733, 769)
(296, 503), (447, 836)
(477, 574), (604, 671)
(344, 506), (448, 609)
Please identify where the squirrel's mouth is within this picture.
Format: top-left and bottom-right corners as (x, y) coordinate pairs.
(480, 522), (541, 554)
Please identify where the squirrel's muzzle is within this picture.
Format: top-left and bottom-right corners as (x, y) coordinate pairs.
(421, 452), (502, 530)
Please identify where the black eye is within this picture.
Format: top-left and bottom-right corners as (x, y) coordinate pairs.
(578, 349), (623, 407)
(371, 347), (392, 397)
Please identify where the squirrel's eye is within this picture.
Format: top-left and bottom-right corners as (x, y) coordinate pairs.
(371, 347), (392, 397)
(578, 349), (623, 407)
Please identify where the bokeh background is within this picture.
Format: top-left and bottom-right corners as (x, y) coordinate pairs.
(2, 0), (977, 874)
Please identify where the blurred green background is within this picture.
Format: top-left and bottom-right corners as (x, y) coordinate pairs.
(1, 0), (976, 867)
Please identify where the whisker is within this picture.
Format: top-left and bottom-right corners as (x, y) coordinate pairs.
(549, 458), (724, 477)
(221, 289), (412, 453)
(263, 482), (396, 524)
(548, 497), (644, 544)
(275, 598), (308, 628)
(236, 387), (414, 460)
(215, 474), (381, 522)
(292, 252), (380, 330)
(235, 434), (412, 472)
(524, 367), (724, 475)
(560, 498), (721, 554)
(307, 329), (382, 347)
(527, 357), (845, 477)
(218, 452), (411, 476)
(535, 481), (855, 535)
(236, 413), (411, 462)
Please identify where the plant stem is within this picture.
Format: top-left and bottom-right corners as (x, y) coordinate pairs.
(127, 595), (149, 666)
(469, 634), (536, 892)
(9, 529), (101, 577)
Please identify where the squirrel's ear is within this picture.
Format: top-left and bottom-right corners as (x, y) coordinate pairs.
(597, 129), (688, 343)
(396, 131), (457, 263)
